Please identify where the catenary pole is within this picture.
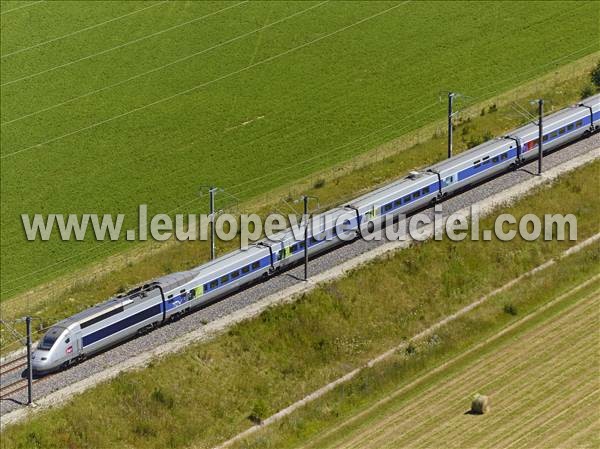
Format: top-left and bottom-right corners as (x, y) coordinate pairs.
(26, 316), (33, 405)
(304, 196), (309, 281)
(448, 92), (455, 159)
(209, 186), (216, 260)
(537, 99), (544, 175)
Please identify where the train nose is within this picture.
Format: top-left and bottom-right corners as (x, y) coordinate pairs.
(31, 351), (51, 373)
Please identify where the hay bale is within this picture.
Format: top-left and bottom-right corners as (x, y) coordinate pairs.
(471, 394), (490, 414)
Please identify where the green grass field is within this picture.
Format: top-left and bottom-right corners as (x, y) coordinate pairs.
(2, 159), (598, 449)
(1, 1), (598, 299)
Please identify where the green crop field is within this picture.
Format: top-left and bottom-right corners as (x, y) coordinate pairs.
(1, 0), (598, 299)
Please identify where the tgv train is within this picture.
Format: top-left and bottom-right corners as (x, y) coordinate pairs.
(32, 94), (600, 373)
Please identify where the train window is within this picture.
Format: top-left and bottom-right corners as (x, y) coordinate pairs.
(298, 241), (305, 249)
(501, 152), (508, 160)
(220, 275), (229, 284)
(209, 280), (218, 289)
(576, 120), (583, 128)
(492, 156), (499, 163)
(65, 338), (70, 344)
(394, 199), (402, 207)
(80, 305), (125, 329)
(473, 160), (481, 167)
(291, 244), (298, 253)
(251, 261), (260, 270)
(422, 186), (430, 195)
(550, 131), (558, 138)
(168, 294), (173, 299)
(567, 124), (574, 131)
(242, 266), (250, 274)
(403, 195), (411, 203)
(543, 135), (549, 142)
(559, 128), (565, 135)
(384, 204), (392, 212)
(180, 289), (186, 294)
(482, 156), (490, 164)
(38, 327), (64, 350)
(231, 270), (240, 279)
(412, 190), (421, 199)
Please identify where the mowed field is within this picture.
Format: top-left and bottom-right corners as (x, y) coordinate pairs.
(299, 283), (600, 449)
(1, 1), (599, 298)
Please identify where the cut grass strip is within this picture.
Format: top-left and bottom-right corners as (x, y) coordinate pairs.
(355, 296), (600, 449)
(413, 325), (598, 449)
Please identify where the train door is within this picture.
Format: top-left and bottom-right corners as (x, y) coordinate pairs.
(72, 328), (83, 357)
(444, 174), (456, 188)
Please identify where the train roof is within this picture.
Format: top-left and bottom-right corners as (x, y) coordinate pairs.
(60, 297), (126, 326)
(582, 93), (600, 109)
(427, 137), (511, 174)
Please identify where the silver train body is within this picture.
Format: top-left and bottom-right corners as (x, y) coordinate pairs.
(32, 95), (600, 373)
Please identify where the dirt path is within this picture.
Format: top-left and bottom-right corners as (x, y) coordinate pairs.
(317, 287), (599, 449)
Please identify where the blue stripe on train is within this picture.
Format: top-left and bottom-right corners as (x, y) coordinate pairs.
(82, 303), (162, 347)
(458, 147), (517, 182)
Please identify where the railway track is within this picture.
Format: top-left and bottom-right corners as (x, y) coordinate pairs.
(0, 373), (57, 401)
(0, 356), (35, 401)
(0, 378), (34, 400)
(0, 356), (27, 377)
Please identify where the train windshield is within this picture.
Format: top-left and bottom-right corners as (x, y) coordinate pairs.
(38, 327), (64, 350)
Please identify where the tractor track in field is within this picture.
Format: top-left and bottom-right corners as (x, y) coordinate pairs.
(1, 135), (599, 427)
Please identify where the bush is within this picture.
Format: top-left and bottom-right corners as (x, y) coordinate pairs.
(467, 136), (483, 149)
(591, 61), (600, 89)
(503, 303), (518, 316)
(26, 432), (42, 449)
(314, 178), (326, 189)
(405, 342), (417, 355)
(249, 399), (268, 424)
(151, 387), (174, 408)
(580, 84), (594, 99)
